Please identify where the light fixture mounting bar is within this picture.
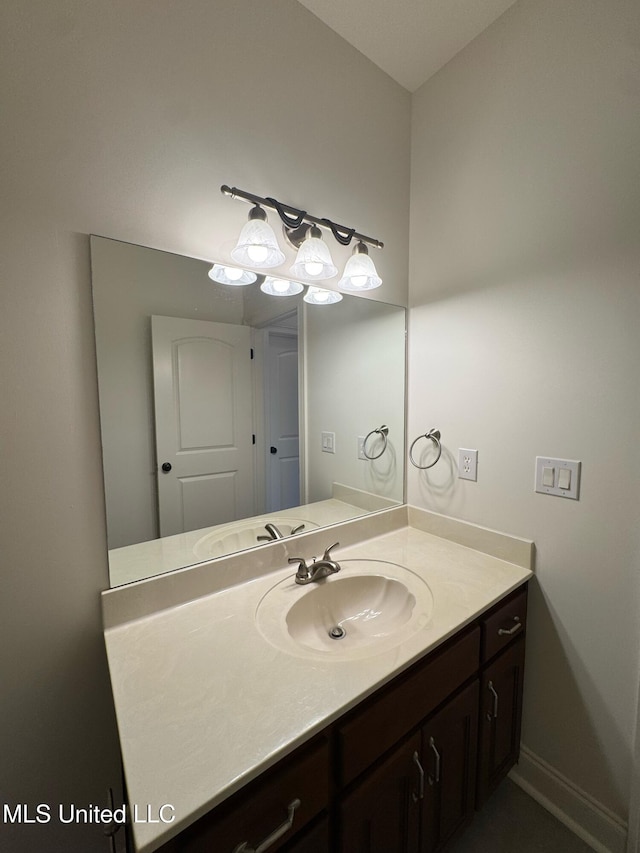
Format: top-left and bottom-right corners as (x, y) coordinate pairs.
(221, 184), (383, 250)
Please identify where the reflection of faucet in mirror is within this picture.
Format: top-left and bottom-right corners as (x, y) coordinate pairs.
(290, 542), (341, 585)
(257, 522), (306, 542)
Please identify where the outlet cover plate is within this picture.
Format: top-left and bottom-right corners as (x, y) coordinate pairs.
(458, 448), (478, 481)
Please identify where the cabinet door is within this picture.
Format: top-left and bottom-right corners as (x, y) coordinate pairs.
(281, 815), (329, 853)
(477, 636), (526, 806)
(420, 681), (479, 853)
(340, 733), (422, 853)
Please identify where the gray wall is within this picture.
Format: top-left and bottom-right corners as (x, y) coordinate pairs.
(305, 299), (406, 503)
(92, 237), (245, 549)
(409, 0), (640, 835)
(0, 1), (410, 850)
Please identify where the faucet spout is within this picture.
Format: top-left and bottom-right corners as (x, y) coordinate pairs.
(257, 522), (285, 542)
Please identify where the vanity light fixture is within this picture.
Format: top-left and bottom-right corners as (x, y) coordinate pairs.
(230, 205), (286, 268)
(222, 184), (383, 286)
(303, 286), (343, 305)
(290, 224), (338, 281)
(208, 264), (258, 285)
(260, 277), (304, 297)
(337, 241), (382, 291)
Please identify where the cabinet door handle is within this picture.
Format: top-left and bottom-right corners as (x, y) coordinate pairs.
(412, 750), (425, 802)
(232, 798), (301, 853)
(498, 616), (522, 636)
(488, 680), (499, 720)
(428, 737), (441, 785)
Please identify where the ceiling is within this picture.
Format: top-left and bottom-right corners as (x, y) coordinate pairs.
(296, 0), (518, 92)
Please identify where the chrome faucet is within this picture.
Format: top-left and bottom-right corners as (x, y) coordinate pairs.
(289, 542), (341, 585)
(257, 522), (306, 543)
(257, 523), (285, 542)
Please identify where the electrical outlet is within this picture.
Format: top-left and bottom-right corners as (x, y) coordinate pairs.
(458, 448), (478, 481)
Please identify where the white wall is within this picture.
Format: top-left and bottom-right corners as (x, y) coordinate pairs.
(0, 1), (410, 850)
(409, 0), (640, 833)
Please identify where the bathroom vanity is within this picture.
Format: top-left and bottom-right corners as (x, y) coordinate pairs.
(102, 508), (533, 853)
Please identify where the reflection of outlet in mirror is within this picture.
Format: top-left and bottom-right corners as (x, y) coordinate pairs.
(321, 431), (335, 454)
(458, 448), (478, 481)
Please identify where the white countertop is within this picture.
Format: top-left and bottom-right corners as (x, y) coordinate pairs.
(104, 518), (533, 852)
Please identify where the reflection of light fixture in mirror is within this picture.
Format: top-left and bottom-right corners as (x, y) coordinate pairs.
(303, 286), (343, 305)
(338, 241), (382, 291)
(230, 205), (286, 268)
(208, 264), (258, 285)
(260, 277), (304, 297)
(290, 225), (338, 281)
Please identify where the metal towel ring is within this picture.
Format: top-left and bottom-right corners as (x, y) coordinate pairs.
(409, 429), (442, 469)
(362, 425), (389, 460)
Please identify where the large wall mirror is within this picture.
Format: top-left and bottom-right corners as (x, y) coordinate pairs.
(91, 236), (406, 587)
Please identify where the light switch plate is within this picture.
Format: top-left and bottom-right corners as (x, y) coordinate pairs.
(321, 431), (335, 454)
(535, 457), (581, 500)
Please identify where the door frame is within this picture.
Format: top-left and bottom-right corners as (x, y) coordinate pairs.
(252, 309), (304, 514)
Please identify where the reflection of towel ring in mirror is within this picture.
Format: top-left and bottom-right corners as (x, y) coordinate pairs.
(409, 429), (442, 469)
(363, 425), (389, 460)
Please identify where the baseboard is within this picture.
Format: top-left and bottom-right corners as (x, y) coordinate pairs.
(509, 745), (627, 853)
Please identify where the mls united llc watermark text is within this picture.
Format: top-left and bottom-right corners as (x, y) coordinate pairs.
(2, 803), (175, 825)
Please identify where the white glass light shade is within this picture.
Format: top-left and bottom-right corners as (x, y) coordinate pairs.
(260, 277), (304, 297)
(208, 264), (257, 286)
(303, 286), (343, 305)
(290, 226), (338, 281)
(338, 243), (382, 291)
(230, 208), (285, 268)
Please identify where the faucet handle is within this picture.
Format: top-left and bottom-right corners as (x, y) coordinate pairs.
(288, 556), (310, 579)
(323, 542), (340, 560)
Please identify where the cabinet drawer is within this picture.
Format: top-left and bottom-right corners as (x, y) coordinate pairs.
(337, 627), (480, 787)
(481, 585), (527, 663)
(175, 737), (329, 853)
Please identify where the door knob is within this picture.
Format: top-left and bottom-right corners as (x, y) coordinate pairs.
(161, 462), (172, 472)
(270, 446), (278, 454)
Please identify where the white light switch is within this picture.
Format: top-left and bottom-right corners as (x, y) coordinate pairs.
(321, 431), (335, 454)
(535, 457), (581, 500)
(558, 468), (571, 490)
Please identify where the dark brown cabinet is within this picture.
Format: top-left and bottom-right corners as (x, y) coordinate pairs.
(421, 680), (479, 852)
(340, 733), (422, 853)
(168, 738), (330, 853)
(157, 583), (528, 853)
(477, 636), (526, 806)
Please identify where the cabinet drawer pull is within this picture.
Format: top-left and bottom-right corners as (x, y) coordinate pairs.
(488, 681), (499, 720)
(412, 751), (425, 802)
(497, 617), (522, 636)
(428, 737), (441, 785)
(232, 798), (301, 853)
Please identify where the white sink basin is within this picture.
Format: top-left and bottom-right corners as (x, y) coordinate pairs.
(256, 559), (434, 660)
(193, 518), (318, 560)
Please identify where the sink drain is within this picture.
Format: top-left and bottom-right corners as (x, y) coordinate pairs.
(329, 626), (346, 640)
